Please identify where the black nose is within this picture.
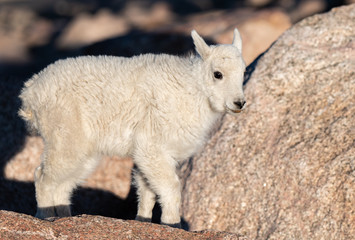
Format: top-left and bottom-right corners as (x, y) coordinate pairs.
(234, 100), (246, 109)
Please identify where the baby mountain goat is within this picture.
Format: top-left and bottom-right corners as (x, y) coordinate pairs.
(19, 29), (246, 228)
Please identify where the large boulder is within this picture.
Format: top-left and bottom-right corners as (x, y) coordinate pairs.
(182, 4), (355, 240)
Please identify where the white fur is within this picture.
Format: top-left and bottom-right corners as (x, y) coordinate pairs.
(18, 29), (246, 227)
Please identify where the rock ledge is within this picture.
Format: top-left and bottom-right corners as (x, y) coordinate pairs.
(0, 210), (246, 240)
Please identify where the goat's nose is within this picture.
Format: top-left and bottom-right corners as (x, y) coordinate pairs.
(234, 100), (246, 109)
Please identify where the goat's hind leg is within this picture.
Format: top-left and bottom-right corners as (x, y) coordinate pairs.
(35, 143), (98, 219)
(33, 102), (97, 219)
(34, 148), (77, 219)
(34, 161), (56, 219)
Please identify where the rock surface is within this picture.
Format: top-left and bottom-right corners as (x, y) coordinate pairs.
(0, 210), (246, 240)
(56, 9), (129, 49)
(182, 4), (355, 240)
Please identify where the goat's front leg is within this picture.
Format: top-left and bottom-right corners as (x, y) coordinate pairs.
(134, 145), (182, 228)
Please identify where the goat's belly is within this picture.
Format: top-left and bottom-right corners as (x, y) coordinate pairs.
(97, 130), (135, 157)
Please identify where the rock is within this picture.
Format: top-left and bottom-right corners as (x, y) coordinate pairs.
(0, 210), (247, 240)
(157, 8), (291, 65)
(181, 4), (355, 240)
(0, 7), (53, 62)
(4, 137), (43, 182)
(288, 0), (326, 22)
(56, 9), (129, 49)
(122, 1), (175, 30)
(246, 0), (273, 8)
(231, 9), (291, 64)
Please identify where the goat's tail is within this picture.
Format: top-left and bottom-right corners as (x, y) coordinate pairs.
(18, 104), (39, 135)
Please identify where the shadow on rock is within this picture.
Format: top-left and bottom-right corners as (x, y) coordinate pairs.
(0, 178), (138, 221)
(83, 29), (215, 57)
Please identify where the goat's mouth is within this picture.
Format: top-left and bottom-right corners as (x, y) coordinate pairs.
(230, 108), (242, 113)
(226, 106), (243, 114)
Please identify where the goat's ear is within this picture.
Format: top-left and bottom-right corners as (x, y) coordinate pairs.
(191, 30), (210, 60)
(232, 28), (242, 53)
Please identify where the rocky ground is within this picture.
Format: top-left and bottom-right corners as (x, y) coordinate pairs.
(0, 210), (247, 240)
(0, 1), (354, 239)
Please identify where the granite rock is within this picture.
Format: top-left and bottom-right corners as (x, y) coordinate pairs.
(56, 9), (129, 49)
(182, 4), (355, 240)
(0, 210), (246, 240)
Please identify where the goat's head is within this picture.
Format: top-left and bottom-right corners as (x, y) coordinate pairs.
(192, 29), (246, 115)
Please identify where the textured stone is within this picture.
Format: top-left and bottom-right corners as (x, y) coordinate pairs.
(0, 7), (53, 62)
(232, 9), (291, 64)
(122, 1), (175, 30)
(182, 4), (355, 240)
(56, 9), (129, 49)
(157, 8), (291, 65)
(0, 210), (246, 240)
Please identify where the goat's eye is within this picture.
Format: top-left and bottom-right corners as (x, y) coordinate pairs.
(214, 71), (223, 80)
